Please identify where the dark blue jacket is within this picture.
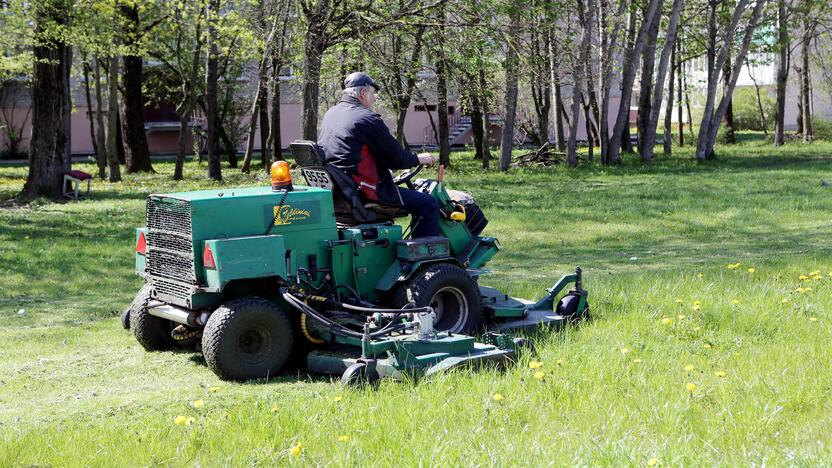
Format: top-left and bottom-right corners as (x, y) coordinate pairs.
(318, 96), (419, 206)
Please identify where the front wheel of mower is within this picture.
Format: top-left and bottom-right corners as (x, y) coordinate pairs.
(201, 297), (294, 381)
(341, 362), (380, 387)
(392, 263), (483, 334)
(556, 293), (590, 322)
(130, 285), (177, 351)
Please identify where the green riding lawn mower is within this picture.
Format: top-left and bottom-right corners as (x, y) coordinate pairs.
(122, 140), (589, 385)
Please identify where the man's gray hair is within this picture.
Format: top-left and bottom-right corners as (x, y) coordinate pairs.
(344, 85), (373, 98)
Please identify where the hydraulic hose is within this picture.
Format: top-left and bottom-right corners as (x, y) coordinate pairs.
(300, 313), (327, 345)
(282, 292), (411, 339)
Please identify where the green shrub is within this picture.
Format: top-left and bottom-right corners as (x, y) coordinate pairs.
(731, 86), (775, 131)
(813, 118), (832, 141)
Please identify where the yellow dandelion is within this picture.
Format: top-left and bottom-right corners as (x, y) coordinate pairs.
(781, 298), (789, 303)
(533, 371), (545, 380)
(174, 415), (187, 426)
(731, 299), (740, 305)
(813, 275), (823, 281)
(810, 270), (821, 276)
(805, 287), (813, 292)
(727, 262), (741, 270)
(697, 273), (704, 278)
(691, 305), (701, 312)
(620, 348), (630, 355)
(678, 314), (686, 320)
(704, 343), (712, 349)
(795, 287), (805, 293)
(633, 359), (642, 364)
(333, 396), (343, 403)
(338, 435), (350, 442)
(208, 386), (221, 393)
(693, 326), (701, 331)
(827, 272), (832, 277)
(529, 360), (543, 369)
(684, 364), (695, 372)
(686, 382), (697, 393)
(675, 299), (683, 304)
(185, 417), (195, 426)
(747, 268), (755, 273)
(289, 443), (304, 457)
(693, 300), (702, 306)
(714, 371), (726, 378)
(799, 275), (809, 281)
(271, 405), (278, 413)
(810, 317), (818, 322)
(556, 359), (563, 366)
(647, 458), (659, 466)
(192, 399), (205, 409)
(492, 393), (504, 402)
(661, 317), (673, 326)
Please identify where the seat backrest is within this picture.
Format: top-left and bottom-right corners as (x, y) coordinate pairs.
(289, 140), (326, 167)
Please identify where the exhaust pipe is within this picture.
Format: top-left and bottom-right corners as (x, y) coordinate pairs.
(148, 303), (209, 327)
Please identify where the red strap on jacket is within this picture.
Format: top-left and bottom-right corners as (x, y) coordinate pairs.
(351, 144), (380, 201)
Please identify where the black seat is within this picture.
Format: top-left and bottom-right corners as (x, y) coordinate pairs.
(289, 140), (409, 225)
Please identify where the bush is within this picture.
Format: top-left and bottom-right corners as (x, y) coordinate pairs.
(0, 149), (27, 160)
(731, 86), (775, 132)
(812, 118), (832, 141)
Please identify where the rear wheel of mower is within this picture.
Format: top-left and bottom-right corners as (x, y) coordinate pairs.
(122, 282), (152, 330)
(201, 297), (294, 381)
(130, 285), (177, 351)
(392, 263), (483, 334)
(556, 293), (590, 322)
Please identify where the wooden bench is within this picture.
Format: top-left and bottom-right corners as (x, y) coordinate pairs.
(64, 170), (92, 200)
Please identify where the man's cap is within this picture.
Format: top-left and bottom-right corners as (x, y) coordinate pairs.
(344, 72), (379, 91)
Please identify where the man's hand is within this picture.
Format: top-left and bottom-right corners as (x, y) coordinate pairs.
(417, 153), (436, 167)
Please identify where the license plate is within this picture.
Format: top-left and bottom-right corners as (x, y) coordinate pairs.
(301, 168), (333, 190)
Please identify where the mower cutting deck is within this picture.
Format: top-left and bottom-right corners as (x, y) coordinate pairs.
(123, 140), (589, 384)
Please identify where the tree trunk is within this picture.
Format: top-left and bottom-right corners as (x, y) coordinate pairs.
(241, 102), (259, 173)
(677, 43), (684, 146)
(301, 23), (325, 141)
(436, 64), (450, 167)
(23, 1), (72, 200)
(695, 0), (766, 161)
(642, 0), (684, 163)
(469, 77), (484, 161)
(93, 57), (108, 179)
(205, 0), (222, 180)
(722, 54), (736, 144)
(499, 12), (521, 172)
(568, 0), (595, 166)
(120, 3), (153, 173)
(82, 60), (99, 160)
(479, 64), (492, 169)
(773, 0), (788, 146)
(599, 0), (629, 164)
(637, 3), (661, 160)
(801, 22), (813, 143)
(664, 37), (676, 156)
(607, 0), (661, 163)
(106, 56), (122, 182)
(258, 67), (270, 168)
(270, 57), (284, 160)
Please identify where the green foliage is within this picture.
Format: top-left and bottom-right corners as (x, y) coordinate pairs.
(731, 86), (775, 131)
(2, 138), (832, 464)
(812, 118), (832, 141)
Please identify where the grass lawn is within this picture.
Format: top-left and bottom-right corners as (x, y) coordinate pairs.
(1, 138), (832, 465)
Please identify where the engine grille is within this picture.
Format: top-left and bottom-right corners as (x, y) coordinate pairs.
(145, 196), (196, 288)
(151, 277), (193, 306)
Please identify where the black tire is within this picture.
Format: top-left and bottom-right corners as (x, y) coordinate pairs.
(201, 297), (295, 381)
(130, 285), (177, 351)
(392, 263), (483, 334)
(122, 283), (153, 330)
(556, 293), (590, 322)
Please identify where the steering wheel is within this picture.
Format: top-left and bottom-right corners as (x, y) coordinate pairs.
(392, 165), (422, 189)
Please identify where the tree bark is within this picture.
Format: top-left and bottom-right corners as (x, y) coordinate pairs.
(120, 3), (153, 173)
(773, 0), (788, 146)
(695, 0), (766, 161)
(800, 21), (813, 143)
(722, 53), (736, 144)
(599, 0), (629, 164)
(607, 0), (661, 163)
(301, 21), (325, 140)
(642, 0), (684, 163)
(270, 57), (284, 160)
(82, 60), (99, 161)
(568, 0), (596, 166)
(677, 43), (684, 146)
(479, 64), (492, 169)
(205, 0), (222, 180)
(93, 57), (108, 179)
(106, 56), (122, 182)
(469, 76), (485, 161)
(436, 3), (450, 167)
(663, 37), (676, 156)
(23, 1), (72, 199)
(499, 10), (521, 172)
(637, 2), (661, 160)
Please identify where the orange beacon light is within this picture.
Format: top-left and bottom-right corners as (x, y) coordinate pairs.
(270, 160), (293, 191)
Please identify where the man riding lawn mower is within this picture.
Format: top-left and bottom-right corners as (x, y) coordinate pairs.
(122, 73), (589, 384)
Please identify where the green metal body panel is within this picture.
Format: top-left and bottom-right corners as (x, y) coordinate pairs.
(203, 235), (287, 291)
(135, 228), (147, 277)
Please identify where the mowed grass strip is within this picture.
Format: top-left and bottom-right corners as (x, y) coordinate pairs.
(1, 139), (831, 465)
